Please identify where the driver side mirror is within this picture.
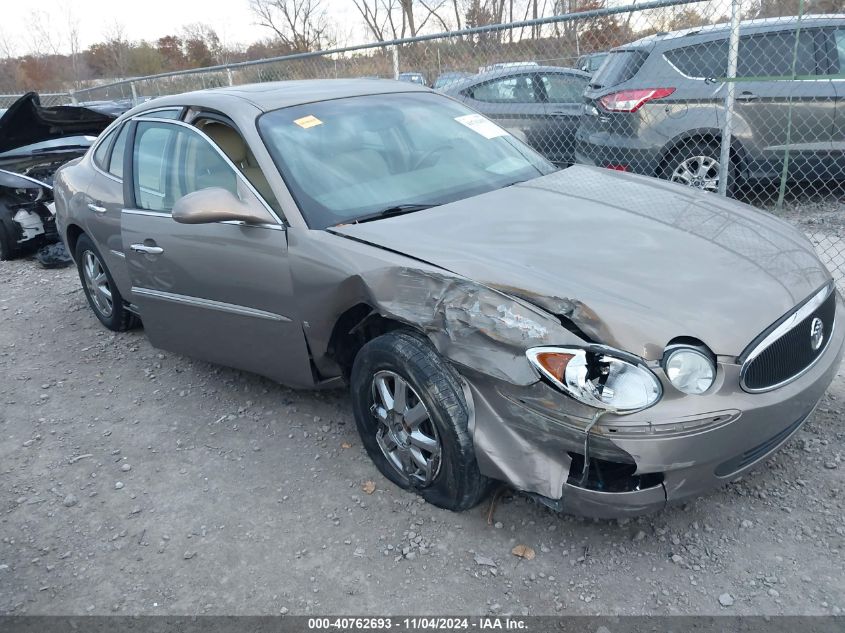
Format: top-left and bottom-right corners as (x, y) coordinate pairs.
(172, 187), (276, 225)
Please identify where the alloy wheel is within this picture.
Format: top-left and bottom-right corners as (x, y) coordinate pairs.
(82, 250), (114, 318)
(370, 370), (442, 487)
(670, 155), (720, 192)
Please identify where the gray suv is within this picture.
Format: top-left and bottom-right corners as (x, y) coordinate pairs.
(575, 16), (845, 193)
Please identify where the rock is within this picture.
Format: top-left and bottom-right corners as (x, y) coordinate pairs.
(114, 482), (124, 490)
(279, 607), (289, 615)
(718, 593), (734, 607)
(183, 551), (196, 560)
(120, 464), (131, 472)
(824, 461), (837, 469)
(671, 554), (684, 564)
(63, 494), (79, 508)
(474, 554), (497, 567)
(741, 519), (753, 529)
(633, 530), (647, 542)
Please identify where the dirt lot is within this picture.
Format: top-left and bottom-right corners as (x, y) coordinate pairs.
(1, 255), (843, 617)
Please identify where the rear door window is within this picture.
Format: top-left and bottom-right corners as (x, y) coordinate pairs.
(590, 50), (648, 88)
(107, 124), (130, 179)
(539, 73), (587, 103)
(93, 127), (118, 170)
(665, 40), (728, 79)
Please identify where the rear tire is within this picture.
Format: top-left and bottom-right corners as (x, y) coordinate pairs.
(350, 330), (491, 511)
(661, 140), (733, 196)
(75, 233), (138, 331)
(0, 223), (17, 261)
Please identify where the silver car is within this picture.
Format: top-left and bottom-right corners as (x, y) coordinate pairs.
(53, 80), (843, 517)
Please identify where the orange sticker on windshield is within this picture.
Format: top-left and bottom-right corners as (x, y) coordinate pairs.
(294, 115), (323, 129)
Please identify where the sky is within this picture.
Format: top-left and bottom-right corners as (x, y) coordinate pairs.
(0, 0), (361, 55)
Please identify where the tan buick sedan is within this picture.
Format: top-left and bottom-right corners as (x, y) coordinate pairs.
(53, 80), (843, 517)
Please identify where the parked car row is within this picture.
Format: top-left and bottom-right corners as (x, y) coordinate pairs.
(435, 15), (845, 192)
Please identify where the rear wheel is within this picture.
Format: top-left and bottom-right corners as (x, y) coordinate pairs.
(662, 141), (732, 195)
(0, 223), (14, 261)
(75, 234), (138, 331)
(350, 330), (491, 511)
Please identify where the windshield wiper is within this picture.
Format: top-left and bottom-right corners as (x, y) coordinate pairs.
(347, 203), (436, 224)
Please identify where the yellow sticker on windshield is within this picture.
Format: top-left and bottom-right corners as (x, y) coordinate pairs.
(294, 115), (323, 129)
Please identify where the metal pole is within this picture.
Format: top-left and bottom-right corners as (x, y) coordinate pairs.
(392, 45), (400, 80)
(717, 0), (741, 197)
(130, 81), (138, 103)
(226, 67), (234, 86)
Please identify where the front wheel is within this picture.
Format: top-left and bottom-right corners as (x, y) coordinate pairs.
(350, 330), (491, 511)
(75, 234), (138, 331)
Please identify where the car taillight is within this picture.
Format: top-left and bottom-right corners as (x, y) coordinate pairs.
(599, 88), (675, 113)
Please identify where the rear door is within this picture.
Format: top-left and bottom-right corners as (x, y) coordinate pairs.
(83, 122), (132, 294)
(458, 72), (550, 158)
(120, 117), (313, 387)
(537, 71), (589, 164)
(84, 108), (183, 296)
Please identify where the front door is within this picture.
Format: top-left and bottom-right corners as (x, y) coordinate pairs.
(120, 118), (313, 387)
(732, 28), (837, 180)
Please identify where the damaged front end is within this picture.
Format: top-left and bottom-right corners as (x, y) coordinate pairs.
(0, 92), (115, 261)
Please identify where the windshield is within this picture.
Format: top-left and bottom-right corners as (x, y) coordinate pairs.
(257, 92), (555, 228)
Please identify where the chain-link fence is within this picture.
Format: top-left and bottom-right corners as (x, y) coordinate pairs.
(0, 92), (71, 108)
(54, 0), (845, 286)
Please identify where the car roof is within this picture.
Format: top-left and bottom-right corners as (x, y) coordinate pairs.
(620, 14), (845, 49)
(126, 79), (431, 115)
(441, 65), (589, 93)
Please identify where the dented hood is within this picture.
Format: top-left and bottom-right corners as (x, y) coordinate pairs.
(332, 166), (830, 359)
(0, 92), (114, 154)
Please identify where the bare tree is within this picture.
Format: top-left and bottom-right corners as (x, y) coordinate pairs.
(28, 9), (63, 57)
(249, 0), (334, 52)
(66, 6), (82, 88)
(353, 1), (453, 42)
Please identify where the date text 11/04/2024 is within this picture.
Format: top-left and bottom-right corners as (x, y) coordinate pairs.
(307, 617), (528, 630)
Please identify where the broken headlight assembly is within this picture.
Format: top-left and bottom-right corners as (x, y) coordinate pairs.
(662, 344), (716, 395)
(526, 346), (662, 413)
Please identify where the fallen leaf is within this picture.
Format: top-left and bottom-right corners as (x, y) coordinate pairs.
(362, 481), (376, 494)
(341, 442), (352, 449)
(511, 544), (535, 560)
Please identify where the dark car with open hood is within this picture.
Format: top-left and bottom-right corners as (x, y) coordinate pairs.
(0, 92), (118, 261)
(53, 80), (843, 518)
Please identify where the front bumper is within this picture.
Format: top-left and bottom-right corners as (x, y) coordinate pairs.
(463, 295), (845, 519)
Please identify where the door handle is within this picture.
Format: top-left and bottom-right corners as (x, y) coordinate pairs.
(735, 92), (759, 102)
(87, 202), (107, 214)
(130, 243), (164, 255)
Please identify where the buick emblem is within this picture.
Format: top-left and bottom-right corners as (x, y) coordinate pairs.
(810, 317), (825, 351)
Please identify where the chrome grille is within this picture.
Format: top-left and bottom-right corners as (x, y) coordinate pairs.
(740, 285), (835, 393)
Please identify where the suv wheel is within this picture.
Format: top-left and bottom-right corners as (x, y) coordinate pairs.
(75, 234), (139, 331)
(350, 330), (491, 511)
(662, 141), (731, 195)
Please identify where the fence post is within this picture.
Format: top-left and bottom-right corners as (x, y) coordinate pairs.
(227, 67), (234, 86)
(130, 81), (138, 103)
(392, 45), (400, 80)
(69, 92), (78, 105)
(717, 0), (740, 197)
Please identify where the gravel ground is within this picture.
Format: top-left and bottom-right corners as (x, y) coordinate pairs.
(0, 255), (843, 617)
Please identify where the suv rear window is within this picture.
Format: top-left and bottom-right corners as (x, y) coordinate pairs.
(590, 50), (648, 88)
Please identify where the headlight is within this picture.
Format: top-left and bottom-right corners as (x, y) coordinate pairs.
(663, 347), (716, 395)
(526, 346), (662, 413)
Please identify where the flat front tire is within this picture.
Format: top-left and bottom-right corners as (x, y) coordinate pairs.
(350, 330), (491, 511)
(75, 234), (138, 331)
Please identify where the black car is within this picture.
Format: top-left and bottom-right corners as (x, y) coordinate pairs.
(442, 65), (590, 165)
(0, 93), (116, 260)
(576, 15), (845, 193)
